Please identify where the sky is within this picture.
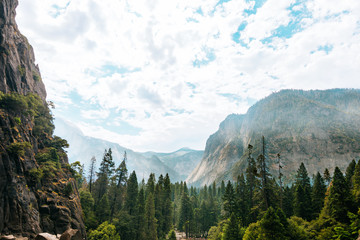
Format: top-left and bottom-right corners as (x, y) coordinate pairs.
(16, 0), (360, 152)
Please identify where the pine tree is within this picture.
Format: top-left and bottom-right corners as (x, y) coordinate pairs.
(324, 168), (331, 186)
(179, 191), (193, 238)
(294, 163), (312, 221)
(245, 144), (258, 223)
(162, 174), (172, 235)
(96, 194), (110, 223)
(88, 156), (96, 193)
(345, 159), (356, 188)
(223, 181), (236, 218)
(145, 193), (158, 240)
(352, 160), (360, 206)
(155, 174), (164, 238)
(168, 229), (176, 240)
(223, 213), (240, 240)
(95, 148), (115, 204)
(146, 173), (156, 197)
(256, 136), (273, 211)
(326, 167), (352, 223)
(258, 207), (288, 240)
(282, 186), (294, 218)
(312, 172), (326, 218)
(110, 152), (128, 220)
(125, 171), (138, 216)
(235, 174), (247, 226)
(136, 187), (146, 240)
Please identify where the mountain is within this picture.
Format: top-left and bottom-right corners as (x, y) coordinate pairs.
(141, 147), (204, 180)
(0, 0), (85, 237)
(54, 118), (203, 182)
(187, 89), (360, 186)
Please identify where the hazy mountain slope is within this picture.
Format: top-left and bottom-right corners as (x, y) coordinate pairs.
(187, 89), (360, 186)
(142, 148), (203, 180)
(54, 118), (183, 181)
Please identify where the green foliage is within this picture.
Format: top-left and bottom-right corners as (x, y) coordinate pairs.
(145, 192), (158, 240)
(64, 182), (73, 196)
(167, 229), (176, 240)
(40, 161), (58, 179)
(0, 92), (28, 114)
(125, 171), (138, 216)
(7, 141), (31, 157)
(257, 207), (288, 240)
(96, 194), (110, 223)
(70, 161), (85, 188)
(80, 189), (98, 230)
(352, 161), (360, 205)
(88, 221), (120, 240)
(223, 214), (241, 240)
(113, 210), (135, 240)
(222, 181), (236, 218)
(0, 92), (55, 138)
(312, 172), (326, 218)
(29, 167), (43, 183)
(327, 167), (353, 223)
(287, 216), (310, 240)
(18, 65), (26, 77)
(35, 147), (59, 164)
(294, 163), (312, 221)
(45, 136), (69, 149)
(14, 117), (21, 124)
(207, 220), (227, 240)
(32, 71), (41, 82)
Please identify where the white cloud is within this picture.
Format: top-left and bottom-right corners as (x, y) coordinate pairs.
(16, 0), (360, 152)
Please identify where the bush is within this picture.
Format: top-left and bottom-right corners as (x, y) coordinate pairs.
(14, 117), (21, 125)
(0, 92), (28, 114)
(167, 229), (176, 240)
(64, 182), (73, 196)
(88, 221), (120, 240)
(35, 147), (59, 164)
(29, 167), (43, 183)
(18, 65), (26, 77)
(40, 161), (58, 179)
(32, 71), (41, 82)
(7, 142), (32, 157)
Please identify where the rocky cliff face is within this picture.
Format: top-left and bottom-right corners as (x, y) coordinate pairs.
(0, 0), (86, 238)
(186, 89), (360, 186)
(0, 0), (46, 101)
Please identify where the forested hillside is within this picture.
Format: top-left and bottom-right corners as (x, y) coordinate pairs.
(77, 142), (360, 240)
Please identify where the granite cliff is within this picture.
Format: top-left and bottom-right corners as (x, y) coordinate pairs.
(187, 89), (360, 186)
(0, 0), (86, 237)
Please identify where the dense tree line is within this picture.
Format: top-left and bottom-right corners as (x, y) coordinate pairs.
(73, 141), (360, 240)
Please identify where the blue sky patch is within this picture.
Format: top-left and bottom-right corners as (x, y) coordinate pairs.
(261, 1), (311, 45)
(244, 0), (268, 15)
(311, 44), (333, 54)
(232, 21), (247, 44)
(50, 1), (71, 18)
(196, 7), (204, 16)
(86, 64), (141, 78)
(186, 17), (199, 23)
(193, 47), (216, 68)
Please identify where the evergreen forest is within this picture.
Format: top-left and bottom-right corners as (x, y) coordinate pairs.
(73, 142), (360, 240)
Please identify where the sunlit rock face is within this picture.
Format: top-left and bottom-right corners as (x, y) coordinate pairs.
(187, 89), (360, 186)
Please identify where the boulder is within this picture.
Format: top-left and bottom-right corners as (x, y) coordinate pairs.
(0, 235), (15, 240)
(59, 229), (82, 240)
(34, 233), (57, 240)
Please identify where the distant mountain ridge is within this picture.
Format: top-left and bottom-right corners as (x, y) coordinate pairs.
(187, 89), (360, 186)
(54, 118), (203, 182)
